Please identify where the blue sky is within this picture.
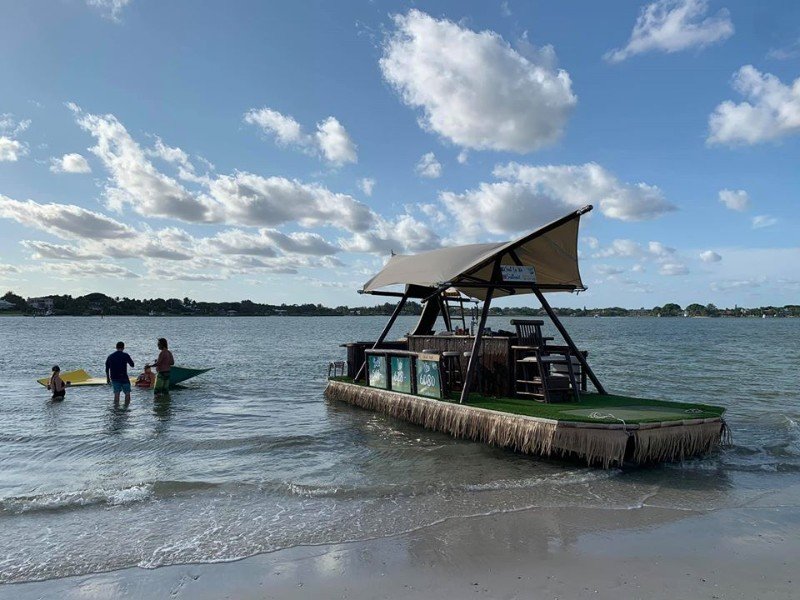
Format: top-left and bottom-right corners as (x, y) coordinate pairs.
(0, 0), (798, 308)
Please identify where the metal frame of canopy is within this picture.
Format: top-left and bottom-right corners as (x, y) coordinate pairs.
(357, 205), (606, 403)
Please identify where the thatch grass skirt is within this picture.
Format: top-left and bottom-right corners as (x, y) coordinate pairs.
(325, 380), (727, 468)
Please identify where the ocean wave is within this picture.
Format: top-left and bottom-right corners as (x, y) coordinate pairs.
(463, 469), (618, 491)
(1, 484), (153, 514)
(0, 479), (246, 516)
(271, 469), (620, 500)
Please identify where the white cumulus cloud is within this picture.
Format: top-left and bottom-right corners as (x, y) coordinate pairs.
(22, 241), (103, 261)
(699, 250), (722, 262)
(441, 162), (675, 239)
(659, 262), (689, 276)
(0, 115), (29, 162)
(0, 195), (134, 240)
(0, 114), (31, 136)
(595, 264), (626, 276)
(244, 108), (306, 146)
(0, 137), (26, 162)
(708, 66), (800, 145)
(340, 214), (441, 255)
(50, 153), (92, 174)
(592, 239), (647, 259)
(358, 177), (376, 196)
(315, 117), (357, 165)
(605, 0), (733, 63)
(244, 107), (357, 165)
(72, 105), (373, 232)
(206, 172), (374, 232)
(718, 188), (749, 211)
(204, 228), (339, 257)
(380, 9), (576, 152)
(0, 263), (21, 276)
(648, 241), (675, 256)
(415, 152), (442, 178)
(592, 239), (677, 261)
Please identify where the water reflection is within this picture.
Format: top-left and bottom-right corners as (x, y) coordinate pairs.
(105, 403), (132, 434)
(43, 396), (66, 432)
(151, 392), (173, 437)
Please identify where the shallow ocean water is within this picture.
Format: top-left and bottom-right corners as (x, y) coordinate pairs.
(0, 315), (798, 583)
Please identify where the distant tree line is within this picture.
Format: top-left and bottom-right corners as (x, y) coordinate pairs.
(488, 302), (800, 318)
(2, 291), (798, 318)
(0, 291), (424, 317)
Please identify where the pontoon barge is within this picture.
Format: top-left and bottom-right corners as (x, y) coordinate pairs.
(326, 206), (727, 468)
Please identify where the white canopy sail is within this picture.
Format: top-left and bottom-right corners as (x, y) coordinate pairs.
(361, 206), (590, 300)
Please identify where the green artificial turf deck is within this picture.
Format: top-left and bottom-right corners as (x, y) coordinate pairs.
(455, 392), (724, 424)
(328, 377), (725, 424)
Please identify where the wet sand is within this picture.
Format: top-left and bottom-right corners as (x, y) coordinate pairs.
(4, 498), (797, 600)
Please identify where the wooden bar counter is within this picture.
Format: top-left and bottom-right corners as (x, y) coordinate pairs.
(407, 334), (516, 396)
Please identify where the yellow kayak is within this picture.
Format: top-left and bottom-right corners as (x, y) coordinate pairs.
(36, 369), (135, 387)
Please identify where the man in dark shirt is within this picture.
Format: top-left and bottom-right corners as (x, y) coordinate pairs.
(106, 341), (135, 406)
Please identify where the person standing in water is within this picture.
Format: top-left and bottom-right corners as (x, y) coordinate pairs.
(47, 365), (70, 401)
(151, 338), (174, 396)
(106, 341), (134, 406)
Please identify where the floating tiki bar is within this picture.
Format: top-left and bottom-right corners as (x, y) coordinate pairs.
(326, 206), (728, 468)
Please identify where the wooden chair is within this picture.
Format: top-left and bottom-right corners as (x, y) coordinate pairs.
(328, 361), (346, 377)
(510, 319), (550, 347)
(510, 319), (580, 403)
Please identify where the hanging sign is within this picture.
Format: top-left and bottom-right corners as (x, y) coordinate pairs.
(500, 265), (537, 282)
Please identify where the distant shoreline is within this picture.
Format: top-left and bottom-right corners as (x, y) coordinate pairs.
(3, 291), (798, 318)
(1, 312), (796, 319)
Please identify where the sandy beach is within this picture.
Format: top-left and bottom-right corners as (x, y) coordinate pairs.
(6, 490), (797, 600)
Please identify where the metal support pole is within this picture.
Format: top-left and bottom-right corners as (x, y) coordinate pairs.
(460, 282), (497, 403)
(354, 293), (408, 381)
(459, 289), (493, 404)
(532, 288), (607, 395)
(438, 294), (452, 331)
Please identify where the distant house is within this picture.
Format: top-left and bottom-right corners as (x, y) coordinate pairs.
(226, 310), (238, 316)
(0, 299), (16, 310)
(27, 296), (54, 311)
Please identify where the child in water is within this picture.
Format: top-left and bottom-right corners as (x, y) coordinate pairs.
(135, 365), (156, 388)
(47, 365), (70, 401)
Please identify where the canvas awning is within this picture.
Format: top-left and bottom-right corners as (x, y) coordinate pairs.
(361, 206), (591, 300)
